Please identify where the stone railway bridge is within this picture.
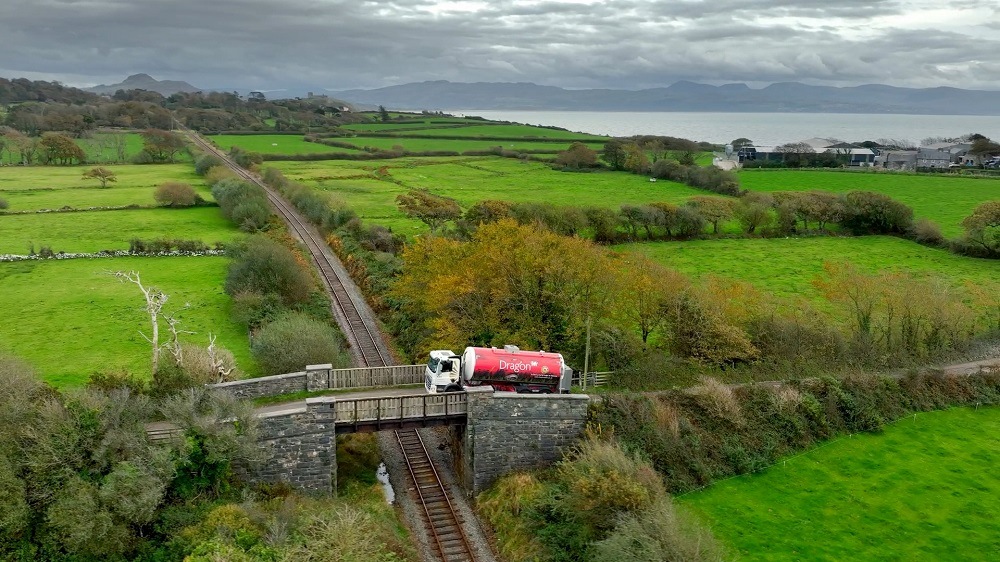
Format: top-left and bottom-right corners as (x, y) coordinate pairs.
(150, 363), (591, 495)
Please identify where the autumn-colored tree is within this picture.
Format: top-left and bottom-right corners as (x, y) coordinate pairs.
(390, 220), (622, 363)
(554, 142), (598, 169)
(623, 142), (650, 174)
(685, 195), (736, 234)
(82, 167), (117, 188)
(139, 129), (185, 163)
(614, 254), (688, 346)
(664, 277), (761, 365)
(961, 200), (1000, 255)
(395, 188), (462, 234)
(154, 182), (201, 207)
(813, 262), (883, 342)
(39, 132), (85, 165)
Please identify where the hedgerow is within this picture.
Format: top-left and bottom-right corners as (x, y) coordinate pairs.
(592, 370), (1000, 494)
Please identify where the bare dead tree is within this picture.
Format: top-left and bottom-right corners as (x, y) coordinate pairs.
(111, 270), (169, 371)
(207, 333), (235, 383)
(163, 312), (195, 367)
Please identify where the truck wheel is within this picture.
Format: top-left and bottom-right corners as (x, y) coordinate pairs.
(445, 384), (463, 393)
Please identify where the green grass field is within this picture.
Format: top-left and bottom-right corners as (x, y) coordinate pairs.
(0, 133), (146, 166)
(209, 134), (362, 155)
(78, 132), (147, 164)
(381, 123), (606, 140)
(620, 236), (1000, 304)
(342, 118), (608, 141)
(0, 164), (212, 212)
(0, 164), (204, 192)
(341, 121), (473, 132)
(0, 256), (254, 388)
(346, 136), (605, 153)
(0, 207), (237, 254)
(268, 157), (706, 236)
(683, 406), (1000, 561)
(739, 169), (1000, 236)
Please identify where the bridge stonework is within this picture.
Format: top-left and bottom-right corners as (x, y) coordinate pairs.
(452, 387), (590, 494)
(240, 389), (589, 496)
(250, 397), (338, 494)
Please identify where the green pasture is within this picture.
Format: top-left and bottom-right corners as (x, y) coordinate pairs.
(739, 169), (1000, 236)
(341, 121), (473, 132)
(683, 406), (1000, 561)
(347, 136), (605, 154)
(0, 163), (204, 191)
(385, 123), (606, 140)
(621, 236), (1000, 304)
(78, 132), (146, 163)
(209, 135), (362, 155)
(0, 207), (237, 254)
(0, 256), (254, 388)
(0, 186), (215, 212)
(0, 164), (211, 211)
(268, 157), (705, 237)
(0, 133), (145, 166)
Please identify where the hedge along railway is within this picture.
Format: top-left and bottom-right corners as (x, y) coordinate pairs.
(182, 126), (482, 562)
(180, 125), (391, 367)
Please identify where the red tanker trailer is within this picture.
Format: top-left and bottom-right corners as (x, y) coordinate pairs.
(424, 345), (572, 394)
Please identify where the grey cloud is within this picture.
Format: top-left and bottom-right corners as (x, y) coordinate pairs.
(0, 0), (997, 91)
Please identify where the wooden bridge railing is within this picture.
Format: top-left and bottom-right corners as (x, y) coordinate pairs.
(332, 392), (468, 432)
(571, 371), (614, 388)
(327, 364), (425, 390)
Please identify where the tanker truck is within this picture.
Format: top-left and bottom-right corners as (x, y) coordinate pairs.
(424, 345), (572, 394)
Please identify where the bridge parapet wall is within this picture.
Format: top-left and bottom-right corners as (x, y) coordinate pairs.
(456, 387), (590, 494)
(250, 397), (337, 494)
(210, 364), (426, 400)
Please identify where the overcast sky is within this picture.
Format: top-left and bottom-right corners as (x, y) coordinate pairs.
(2, 0), (999, 91)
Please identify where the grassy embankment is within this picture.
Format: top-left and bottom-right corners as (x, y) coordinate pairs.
(683, 406), (1000, 562)
(0, 162), (251, 387)
(739, 169), (1000, 236)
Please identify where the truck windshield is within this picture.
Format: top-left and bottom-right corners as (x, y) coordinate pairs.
(427, 357), (440, 372)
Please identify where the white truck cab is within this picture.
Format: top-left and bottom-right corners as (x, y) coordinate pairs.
(425, 349), (463, 393)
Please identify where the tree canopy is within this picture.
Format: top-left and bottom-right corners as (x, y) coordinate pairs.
(396, 189), (462, 234)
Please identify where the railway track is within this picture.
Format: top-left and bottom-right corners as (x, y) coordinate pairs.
(178, 125), (477, 561)
(396, 429), (478, 562)
(177, 124), (388, 367)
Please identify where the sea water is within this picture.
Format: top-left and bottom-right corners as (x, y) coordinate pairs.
(451, 110), (1000, 146)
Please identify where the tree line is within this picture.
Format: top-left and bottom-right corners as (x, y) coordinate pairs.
(0, 78), (365, 137)
(0, 128), (186, 166)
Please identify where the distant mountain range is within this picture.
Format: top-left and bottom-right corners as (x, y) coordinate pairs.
(330, 80), (1000, 115)
(87, 73), (201, 96)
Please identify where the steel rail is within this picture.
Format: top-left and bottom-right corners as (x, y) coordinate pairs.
(395, 429), (477, 562)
